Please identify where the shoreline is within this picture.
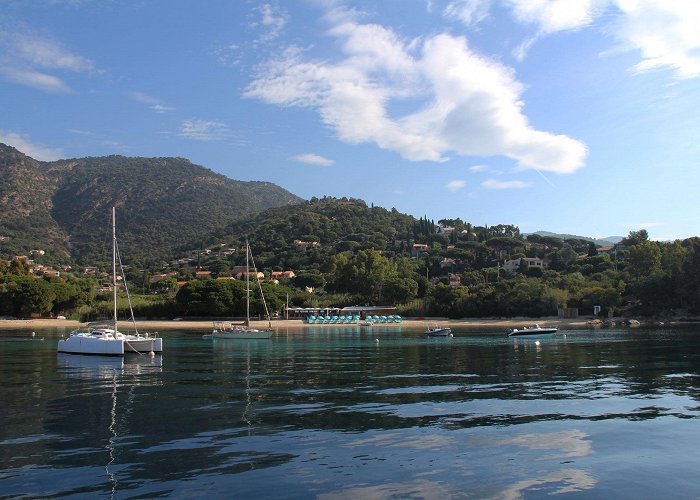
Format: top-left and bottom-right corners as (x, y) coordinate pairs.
(0, 317), (639, 331)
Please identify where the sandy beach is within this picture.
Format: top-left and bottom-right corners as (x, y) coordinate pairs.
(0, 317), (595, 332)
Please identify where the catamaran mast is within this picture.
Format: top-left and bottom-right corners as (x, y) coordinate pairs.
(245, 240), (250, 327)
(112, 207), (118, 333)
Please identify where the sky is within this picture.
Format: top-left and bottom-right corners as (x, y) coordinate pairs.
(1, 0), (699, 241)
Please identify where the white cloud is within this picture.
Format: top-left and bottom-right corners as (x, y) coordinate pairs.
(129, 91), (175, 113)
(0, 28), (96, 93)
(612, 0), (700, 79)
(482, 178), (531, 189)
(12, 32), (95, 72)
(444, 0), (492, 27)
(506, 0), (608, 34)
(0, 130), (64, 161)
(293, 153), (334, 166)
(0, 66), (72, 93)
(504, 0), (700, 79)
(446, 179), (466, 192)
(507, 0), (610, 60)
(255, 3), (289, 42)
(178, 120), (233, 141)
(245, 14), (587, 174)
(469, 164), (488, 173)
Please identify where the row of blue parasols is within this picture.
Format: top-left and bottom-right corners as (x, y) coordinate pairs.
(306, 314), (403, 324)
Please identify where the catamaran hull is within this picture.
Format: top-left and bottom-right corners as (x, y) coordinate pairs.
(213, 331), (273, 340)
(125, 337), (163, 352)
(57, 336), (125, 356)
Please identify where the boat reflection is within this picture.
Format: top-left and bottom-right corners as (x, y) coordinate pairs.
(57, 352), (162, 379)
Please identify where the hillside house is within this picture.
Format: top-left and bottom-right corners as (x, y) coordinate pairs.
(149, 272), (178, 283)
(271, 271), (296, 279)
(82, 266), (98, 276)
(195, 270), (212, 279)
(440, 257), (457, 270)
(294, 240), (320, 250)
(412, 243), (429, 257)
(235, 271), (265, 280)
(503, 257), (545, 274)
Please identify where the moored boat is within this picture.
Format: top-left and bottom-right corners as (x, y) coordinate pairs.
(424, 326), (452, 337)
(506, 324), (557, 337)
(57, 208), (162, 356)
(210, 240), (273, 340)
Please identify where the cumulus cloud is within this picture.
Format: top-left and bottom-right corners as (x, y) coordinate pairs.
(507, 0), (608, 34)
(446, 179), (467, 192)
(505, 0), (700, 79)
(245, 12), (587, 174)
(178, 120), (233, 141)
(0, 130), (64, 161)
(612, 0), (700, 79)
(0, 28), (96, 93)
(482, 178), (531, 189)
(293, 153), (334, 166)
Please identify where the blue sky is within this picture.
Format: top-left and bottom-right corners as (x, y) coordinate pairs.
(1, 0), (699, 241)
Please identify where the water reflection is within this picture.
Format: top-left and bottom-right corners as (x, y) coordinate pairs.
(4, 327), (700, 497)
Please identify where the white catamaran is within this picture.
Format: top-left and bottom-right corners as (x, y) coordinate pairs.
(209, 241), (273, 340)
(57, 207), (163, 356)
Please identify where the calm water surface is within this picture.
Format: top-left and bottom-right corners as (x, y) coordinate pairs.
(2, 325), (700, 498)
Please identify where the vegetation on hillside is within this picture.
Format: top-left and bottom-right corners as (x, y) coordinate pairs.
(3, 143), (700, 322)
(0, 144), (303, 266)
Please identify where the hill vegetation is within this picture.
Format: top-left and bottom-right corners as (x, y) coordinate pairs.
(2, 145), (700, 322)
(0, 144), (302, 266)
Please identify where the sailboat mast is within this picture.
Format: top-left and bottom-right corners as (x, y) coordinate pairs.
(112, 207), (118, 333)
(245, 240), (250, 327)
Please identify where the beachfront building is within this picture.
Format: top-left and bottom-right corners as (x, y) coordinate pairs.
(284, 305), (398, 320)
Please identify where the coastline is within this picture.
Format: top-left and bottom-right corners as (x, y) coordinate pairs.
(0, 317), (597, 331)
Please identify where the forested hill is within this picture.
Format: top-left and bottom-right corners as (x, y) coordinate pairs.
(208, 197), (419, 269)
(0, 144), (303, 264)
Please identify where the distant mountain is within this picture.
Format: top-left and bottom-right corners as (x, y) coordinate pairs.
(528, 231), (622, 246)
(0, 144), (303, 264)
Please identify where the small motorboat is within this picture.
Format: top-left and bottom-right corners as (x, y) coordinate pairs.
(424, 326), (452, 337)
(506, 324), (558, 337)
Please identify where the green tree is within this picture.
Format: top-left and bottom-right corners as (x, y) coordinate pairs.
(3, 276), (55, 317)
(626, 241), (661, 279)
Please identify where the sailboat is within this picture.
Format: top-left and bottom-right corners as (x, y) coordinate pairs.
(211, 241), (273, 340)
(57, 207), (163, 356)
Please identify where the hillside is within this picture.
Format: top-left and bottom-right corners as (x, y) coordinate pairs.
(206, 197), (418, 269)
(0, 144), (303, 264)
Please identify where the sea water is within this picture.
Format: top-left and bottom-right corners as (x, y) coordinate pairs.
(2, 325), (700, 498)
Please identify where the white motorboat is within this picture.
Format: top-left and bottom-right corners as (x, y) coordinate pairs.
(58, 208), (163, 356)
(506, 324), (558, 337)
(211, 241), (273, 340)
(424, 326), (452, 337)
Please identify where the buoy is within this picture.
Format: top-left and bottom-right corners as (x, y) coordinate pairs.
(535, 340), (540, 346)
(31, 331), (36, 337)
(449, 333), (454, 337)
(149, 350), (155, 358)
(375, 338), (379, 343)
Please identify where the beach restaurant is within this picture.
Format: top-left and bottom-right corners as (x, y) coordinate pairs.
(284, 306), (398, 321)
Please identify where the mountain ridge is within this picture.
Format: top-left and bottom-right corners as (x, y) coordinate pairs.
(0, 144), (303, 264)
(528, 231), (623, 246)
